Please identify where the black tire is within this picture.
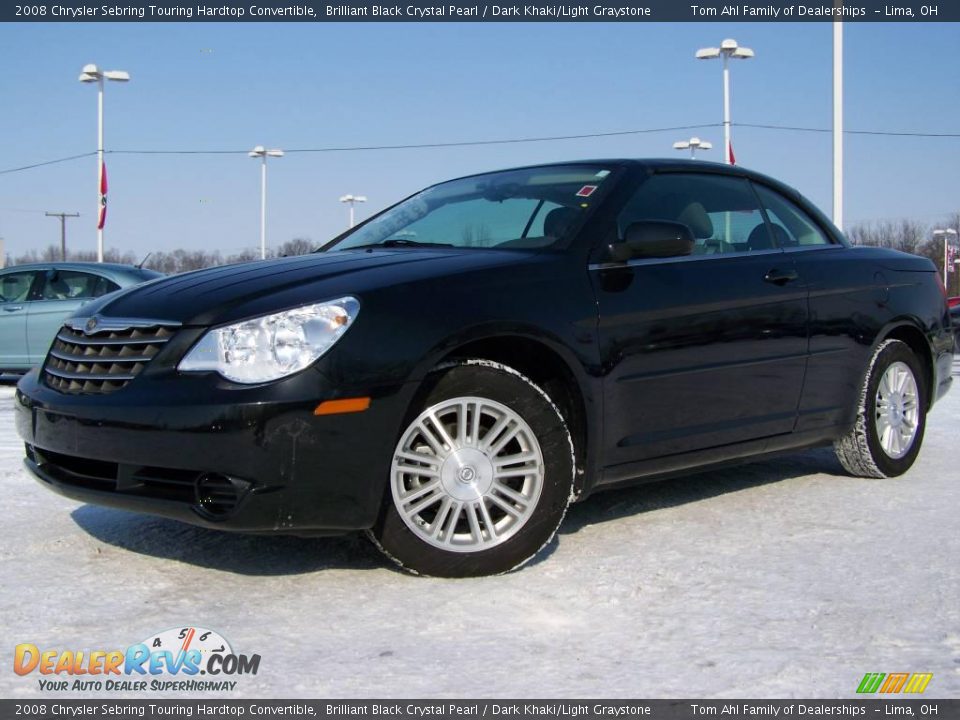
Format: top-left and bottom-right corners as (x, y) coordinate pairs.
(834, 339), (927, 478)
(369, 359), (575, 577)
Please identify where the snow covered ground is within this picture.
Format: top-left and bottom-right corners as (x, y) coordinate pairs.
(1, 362), (958, 700)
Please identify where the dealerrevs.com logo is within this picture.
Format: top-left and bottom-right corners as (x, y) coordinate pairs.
(14, 627), (260, 693)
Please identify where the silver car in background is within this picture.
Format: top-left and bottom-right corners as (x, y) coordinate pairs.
(0, 262), (162, 372)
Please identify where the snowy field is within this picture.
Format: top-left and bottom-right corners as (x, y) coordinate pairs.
(1, 361), (958, 700)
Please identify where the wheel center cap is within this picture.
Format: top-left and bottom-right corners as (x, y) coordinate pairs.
(441, 448), (494, 501)
(888, 393), (904, 425)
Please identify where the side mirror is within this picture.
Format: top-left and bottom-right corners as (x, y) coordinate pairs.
(622, 220), (695, 259)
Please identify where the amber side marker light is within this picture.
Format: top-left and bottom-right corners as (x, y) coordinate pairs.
(314, 397), (371, 416)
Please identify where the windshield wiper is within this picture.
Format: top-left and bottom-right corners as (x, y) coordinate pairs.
(381, 238), (454, 248)
(332, 238), (455, 251)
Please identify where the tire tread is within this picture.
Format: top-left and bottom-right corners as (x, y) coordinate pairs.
(833, 339), (922, 479)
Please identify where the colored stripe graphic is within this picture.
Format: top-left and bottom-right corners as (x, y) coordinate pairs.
(904, 673), (933, 694)
(857, 672), (933, 694)
(857, 673), (885, 694)
(879, 673), (910, 693)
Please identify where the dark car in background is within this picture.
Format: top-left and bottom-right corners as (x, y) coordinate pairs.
(14, 160), (954, 577)
(0, 262), (162, 373)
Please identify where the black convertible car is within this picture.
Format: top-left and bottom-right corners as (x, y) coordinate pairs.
(15, 160), (954, 577)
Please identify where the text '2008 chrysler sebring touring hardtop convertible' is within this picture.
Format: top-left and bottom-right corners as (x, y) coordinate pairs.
(15, 160), (954, 577)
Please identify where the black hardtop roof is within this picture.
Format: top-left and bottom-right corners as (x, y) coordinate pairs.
(444, 158), (804, 200)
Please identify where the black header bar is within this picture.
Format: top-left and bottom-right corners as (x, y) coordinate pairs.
(0, 699), (953, 719)
(4, 0), (958, 22)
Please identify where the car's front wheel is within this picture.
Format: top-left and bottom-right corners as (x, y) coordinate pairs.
(370, 360), (575, 577)
(834, 338), (927, 478)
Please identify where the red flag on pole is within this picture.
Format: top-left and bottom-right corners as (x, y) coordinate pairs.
(97, 162), (108, 230)
(728, 141), (736, 165)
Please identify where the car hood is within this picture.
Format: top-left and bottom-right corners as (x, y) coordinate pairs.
(82, 248), (535, 326)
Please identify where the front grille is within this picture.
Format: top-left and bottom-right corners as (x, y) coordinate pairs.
(43, 322), (177, 394)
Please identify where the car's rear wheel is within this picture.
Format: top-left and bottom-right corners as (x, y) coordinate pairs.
(370, 360), (575, 577)
(834, 339), (927, 478)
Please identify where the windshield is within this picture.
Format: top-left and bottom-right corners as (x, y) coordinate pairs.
(325, 165), (615, 252)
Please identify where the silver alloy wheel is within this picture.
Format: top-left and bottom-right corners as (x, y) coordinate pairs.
(875, 360), (920, 460)
(391, 396), (545, 552)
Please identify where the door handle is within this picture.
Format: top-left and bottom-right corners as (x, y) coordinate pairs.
(2, 305), (23, 312)
(763, 269), (799, 286)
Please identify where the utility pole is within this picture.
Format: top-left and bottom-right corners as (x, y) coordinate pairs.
(45, 212), (80, 261)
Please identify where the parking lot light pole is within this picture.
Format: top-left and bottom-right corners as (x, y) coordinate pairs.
(339, 194), (367, 228)
(79, 64), (129, 263)
(696, 39), (754, 165)
(673, 137), (713, 159)
(933, 228), (958, 292)
(248, 146), (284, 259)
(833, 21), (844, 230)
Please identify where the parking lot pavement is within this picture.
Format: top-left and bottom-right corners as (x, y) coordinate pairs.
(1, 360), (958, 698)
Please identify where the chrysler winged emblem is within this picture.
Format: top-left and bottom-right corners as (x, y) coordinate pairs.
(84, 316), (99, 334)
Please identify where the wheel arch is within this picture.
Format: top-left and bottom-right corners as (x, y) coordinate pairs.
(877, 319), (936, 410)
(412, 330), (597, 497)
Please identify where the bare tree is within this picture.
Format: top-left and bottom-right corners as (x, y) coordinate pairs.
(226, 248), (263, 264)
(915, 212), (960, 296)
(846, 219), (927, 253)
(895, 219), (926, 255)
(461, 224), (491, 248)
(275, 238), (315, 257)
(11, 244), (136, 266)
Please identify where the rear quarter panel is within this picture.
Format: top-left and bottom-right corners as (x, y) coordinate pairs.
(793, 246), (949, 433)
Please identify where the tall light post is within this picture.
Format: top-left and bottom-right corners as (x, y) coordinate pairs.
(696, 39), (754, 165)
(339, 194), (367, 228)
(79, 64), (130, 263)
(933, 228), (958, 292)
(248, 146), (284, 259)
(673, 137), (713, 159)
(833, 22), (844, 230)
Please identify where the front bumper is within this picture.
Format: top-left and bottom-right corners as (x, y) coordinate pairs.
(15, 368), (416, 534)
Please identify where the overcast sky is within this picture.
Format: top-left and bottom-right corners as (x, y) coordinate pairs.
(0, 21), (957, 261)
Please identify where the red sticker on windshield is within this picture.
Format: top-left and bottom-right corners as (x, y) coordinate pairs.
(576, 185), (597, 198)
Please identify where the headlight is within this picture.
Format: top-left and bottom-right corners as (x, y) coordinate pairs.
(178, 297), (360, 383)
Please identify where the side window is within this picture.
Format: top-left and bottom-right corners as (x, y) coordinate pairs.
(617, 173), (773, 255)
(754, 184), (832, 247)
(92, 276), (121, 297)
(40, 271), (117, 301)
(0, 271), (38, 303)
